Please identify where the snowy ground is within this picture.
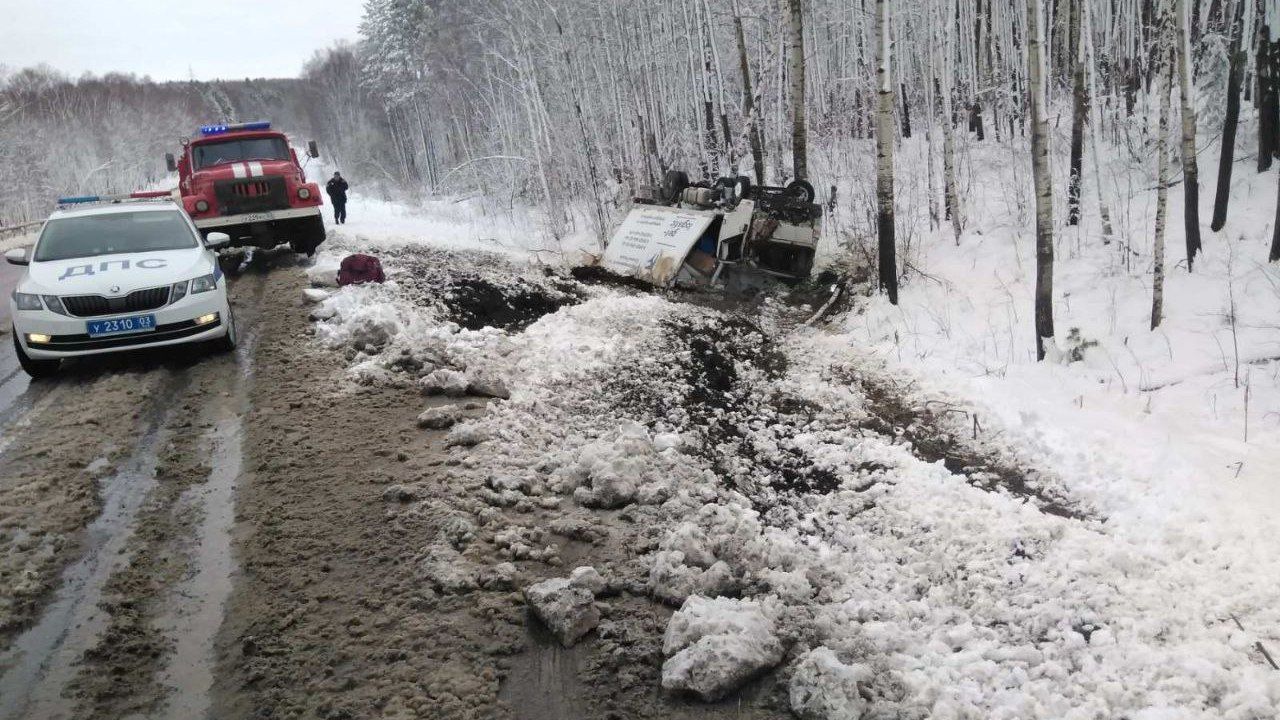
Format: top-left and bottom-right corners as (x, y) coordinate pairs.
(305, 127), (1280, 717)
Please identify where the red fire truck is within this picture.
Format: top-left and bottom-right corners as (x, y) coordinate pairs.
(166, 121), (326, 255)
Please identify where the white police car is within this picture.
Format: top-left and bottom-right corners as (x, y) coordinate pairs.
(6, 193), (236, 378)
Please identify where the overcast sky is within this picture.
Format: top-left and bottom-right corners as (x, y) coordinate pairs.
(0, 0), (365, 81)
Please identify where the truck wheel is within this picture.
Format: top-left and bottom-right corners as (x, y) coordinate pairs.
(214, 309), (238, 353)
(13, 332), (60, 378)
(785, 179), (816, 204)
(662, 170), (689, 204)
(293, 217), (326, 257)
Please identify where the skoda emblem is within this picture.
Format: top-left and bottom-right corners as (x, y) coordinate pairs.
(109, 285), (120, 294)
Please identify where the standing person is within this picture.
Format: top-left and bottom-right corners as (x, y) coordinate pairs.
(326, 172), (349, 224)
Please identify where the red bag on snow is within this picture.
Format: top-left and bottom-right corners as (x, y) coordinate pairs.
(337, 253), (386, 286)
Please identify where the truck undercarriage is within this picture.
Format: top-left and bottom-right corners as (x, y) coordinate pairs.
(599, 171), (822, 289)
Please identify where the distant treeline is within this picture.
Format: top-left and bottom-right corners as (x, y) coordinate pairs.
(0, 56), (395, 225)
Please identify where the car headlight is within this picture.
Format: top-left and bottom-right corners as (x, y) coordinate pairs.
(195, 199), (210, 213)
(12, 292), (43, 311)
(190, 273), (218, 293)
(171, 280), (189, 303)
(297, 187), (311, 200)
(42, 296), (68, 316)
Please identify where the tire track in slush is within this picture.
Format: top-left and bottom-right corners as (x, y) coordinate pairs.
(2, 253), (283, 719)
(0, 369), (189, 720)
(150, 317), (258, 720)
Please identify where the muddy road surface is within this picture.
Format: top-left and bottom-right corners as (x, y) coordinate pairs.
(0, 249), (284, 720)
(0, 244), (797, 720)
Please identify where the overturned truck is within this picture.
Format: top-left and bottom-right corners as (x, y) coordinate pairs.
(599, 171), (821, 288)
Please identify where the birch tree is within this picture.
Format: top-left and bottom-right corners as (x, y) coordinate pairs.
(1027, 0), (1056, 360)
(785, 0), (808, 180)
(1211, 0), (1247, 232)
(1176, 0), (1203, 269)
(733, 0), (766, 185)
(874, 0), (897, 304)
(1083, 0), (1113, 241)
(1153, 47), (1173, 329)
(1067, 0), (1087, 226)
(939, 0), (963, 243)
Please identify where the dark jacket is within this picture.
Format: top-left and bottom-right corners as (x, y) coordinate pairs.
(326, 177), (349, 203)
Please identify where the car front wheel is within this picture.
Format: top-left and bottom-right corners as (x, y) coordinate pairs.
(214, 308), (238, 353)
(12, 331), (60, 378)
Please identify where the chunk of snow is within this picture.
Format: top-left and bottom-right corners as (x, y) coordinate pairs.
(524, 577), (599, 647)
(661, 596), (783, 701)
(417, 405), (460, 430)
(789, 647), (872, 720)
(420, 369), (469, 397)
(467, 371), (511, 399)
(568, 566), (606, 596)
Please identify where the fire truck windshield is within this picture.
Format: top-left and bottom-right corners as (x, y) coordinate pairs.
(192, 137), (291, 169)
(35, 211), (198, 261)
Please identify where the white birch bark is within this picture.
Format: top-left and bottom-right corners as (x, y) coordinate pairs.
(1176, 0), (1203, 268)
(786, 0), (808, 180)
(875, 0), (898, 304)
(1153, 57), (1172, 330)
(1027, 0), (1056, 360)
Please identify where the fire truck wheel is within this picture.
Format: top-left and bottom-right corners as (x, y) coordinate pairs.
(785, 179), (816, 204)
(733, 175), (752, 199)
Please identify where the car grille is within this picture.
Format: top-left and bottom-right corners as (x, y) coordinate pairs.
(61, 286), (171, 318)
(214, 176), (289, 215)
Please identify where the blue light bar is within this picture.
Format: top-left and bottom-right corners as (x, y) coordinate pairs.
(55, 192), (174, 208)
(199, 121), (271, 136)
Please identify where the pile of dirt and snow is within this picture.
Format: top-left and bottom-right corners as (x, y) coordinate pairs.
(303, 240), (1280, 718)
(305, 243), (590, 391)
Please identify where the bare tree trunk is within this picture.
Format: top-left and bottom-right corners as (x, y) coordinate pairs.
(1154, 57), (1173, 329)
(1083, 0), (1114, 241)
(697, 0), (720, 178)
(1212, 0), (1247, 231)
(1259, 22), (1278, 172)
(1067, 0), (1087, 226)
(1027, 0), (1055, 360)
(733, 0), (766, 185)
(786, 0), (808, 180)
(900, 83), (912, 138)
(875, 0), (898, 304)
(1177, 0), (1203, 269)
(1271, 177), (1280, 260)
(554, 14), (607, 251)
(940, 0), (963, 244)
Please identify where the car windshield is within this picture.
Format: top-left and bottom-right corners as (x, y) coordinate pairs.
(35, 211), (198, 262)
(192, 137), (291, 169)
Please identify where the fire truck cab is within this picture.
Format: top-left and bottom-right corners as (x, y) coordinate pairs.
(166, 121), (326, 256)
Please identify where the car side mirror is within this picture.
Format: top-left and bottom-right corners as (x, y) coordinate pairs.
(205, 232), (232, 249)
(165, 152), (177, 173)
(5, 248), (29, 266)
(307, 140), (319, 159)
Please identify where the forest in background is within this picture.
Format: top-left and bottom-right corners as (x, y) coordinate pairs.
(3, 0), (1280, 349)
